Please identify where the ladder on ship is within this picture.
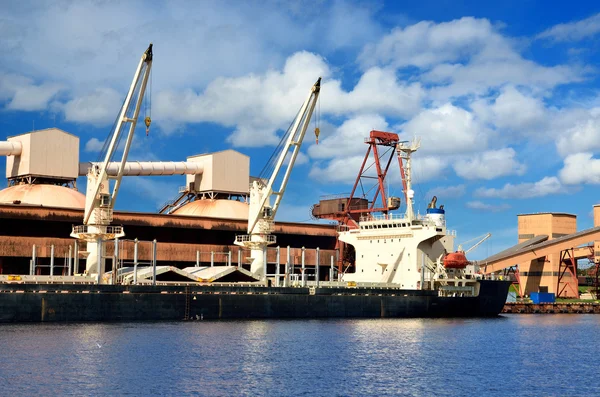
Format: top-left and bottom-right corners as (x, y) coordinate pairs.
(184, 286), (191, 320)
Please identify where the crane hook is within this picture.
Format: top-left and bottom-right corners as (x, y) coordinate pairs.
(314, 127), (320, 145)
(144, 116), (151, 136)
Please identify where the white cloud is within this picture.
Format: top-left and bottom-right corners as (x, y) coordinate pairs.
(410, 155), (449, 183)
(0, 73), (63, 111)
(322, 67), (425, 118)
(474, 176), (563, 199)
(361, 16), (581, 101)
(559, 152), (600, 185)
(426, 184), (466, 199)
(309, 114), (389, 159)
(309, 155), (367, 184)
(359, 17), (499, 69)
(555, 108), (600, 157)
(84, 138), (104, 153)
(453, 148), (526, 180)
(537, 13), (600, 42)
(401, 103), (489, 154)
(466, 201), (510, 212)
(154, 51), (330, 147)
(63, 88), (122, 126)
(472, 86), (547, 132)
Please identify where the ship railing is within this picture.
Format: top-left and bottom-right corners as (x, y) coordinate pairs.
(359, 213), (408, 223)
(235, 234), (276, 244)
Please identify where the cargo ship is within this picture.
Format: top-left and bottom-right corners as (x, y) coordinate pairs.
(0, 137), (510, 322)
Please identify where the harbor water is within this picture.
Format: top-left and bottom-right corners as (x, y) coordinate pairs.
(1, 315), (599, 396)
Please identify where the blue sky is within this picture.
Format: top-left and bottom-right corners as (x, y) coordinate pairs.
(1, 0), (600, 258)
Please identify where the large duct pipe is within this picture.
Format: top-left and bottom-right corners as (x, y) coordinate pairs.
(79, 161), (204, 176)
(0, 141), (22, 156)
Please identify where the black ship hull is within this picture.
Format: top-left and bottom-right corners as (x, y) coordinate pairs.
(0, 280), (510, 322)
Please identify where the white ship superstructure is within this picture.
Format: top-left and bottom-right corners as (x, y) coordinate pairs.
(339, 139), (468, 291)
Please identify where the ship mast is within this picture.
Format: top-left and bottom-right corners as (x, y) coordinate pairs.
(397, 138), (420, 223)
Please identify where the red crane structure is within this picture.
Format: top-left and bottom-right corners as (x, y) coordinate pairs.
(311, 130), (408, 274)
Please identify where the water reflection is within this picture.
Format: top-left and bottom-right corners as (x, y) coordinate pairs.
(0, 316), (599, 396)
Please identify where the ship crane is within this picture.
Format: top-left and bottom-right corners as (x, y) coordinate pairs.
(444, 233), (492, 269)
(71, 43), (154, 283)
(458, 233), (492, 254)
(235, 78), (322, 281)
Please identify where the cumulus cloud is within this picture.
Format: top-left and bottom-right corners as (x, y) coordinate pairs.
(0, 73), (63, 111)
(472, 86), (547, 133)
(555, 108), (600, 157)
(466, 201), (511, 212)
(84, 138), (104, 153)
(63, 88), (122, 126)
(401, 103), (490, 154)
(361, 16), (581, 101)
(559, 152), (600, 184)
(474, 176), (563, 199)
(537, 13), (600, 42)
(426, 184), (466, 199)
(359, 17), (499, 69)
(309, 114), (390, 159)
(453, 148), (526, 180)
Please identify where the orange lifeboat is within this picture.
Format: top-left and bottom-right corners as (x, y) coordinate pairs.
(443, 251), (469, 269)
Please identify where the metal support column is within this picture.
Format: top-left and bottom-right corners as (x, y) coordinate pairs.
(113, 238), (119, 285)
(96, 238), (102, 284)
(301, 246), (306, 287)
(152, 239), (157, 286)
(316, 247), (320, 287)
(133, 238), (139, 285)
(68, 245), (73, 277)
(210, 251), (214, 267)
(285, 245), (291, 287)
(238, 249), (242, 267)
(275, 246), (280, 287)
(263, 249), (268, 282)
(74, 241), (79, 275)
(330, 255), (334, 282)
(50, 244), (55, 277)
(228, 250), (232, 267)
(31, 244), (36, 276)
(196, 250), (200, 267)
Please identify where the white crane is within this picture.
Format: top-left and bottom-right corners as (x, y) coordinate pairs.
(458, 233), (492, 254)
(71, 43), (154, 283)
(235, 77), (322, 280)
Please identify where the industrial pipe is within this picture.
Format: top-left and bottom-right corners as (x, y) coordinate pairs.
(78, 161), (204, 176)
(0, 141), (22, 156)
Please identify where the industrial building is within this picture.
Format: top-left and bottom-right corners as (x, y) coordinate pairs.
(481, 212), (600, 299)
(0, 128), (337, 278)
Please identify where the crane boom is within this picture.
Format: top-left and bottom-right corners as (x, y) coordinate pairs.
(236, 77), (321, 280)
(460, 233), (492, 254)
(247, 77), (321, 235)
(83, 44), (153, 225)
